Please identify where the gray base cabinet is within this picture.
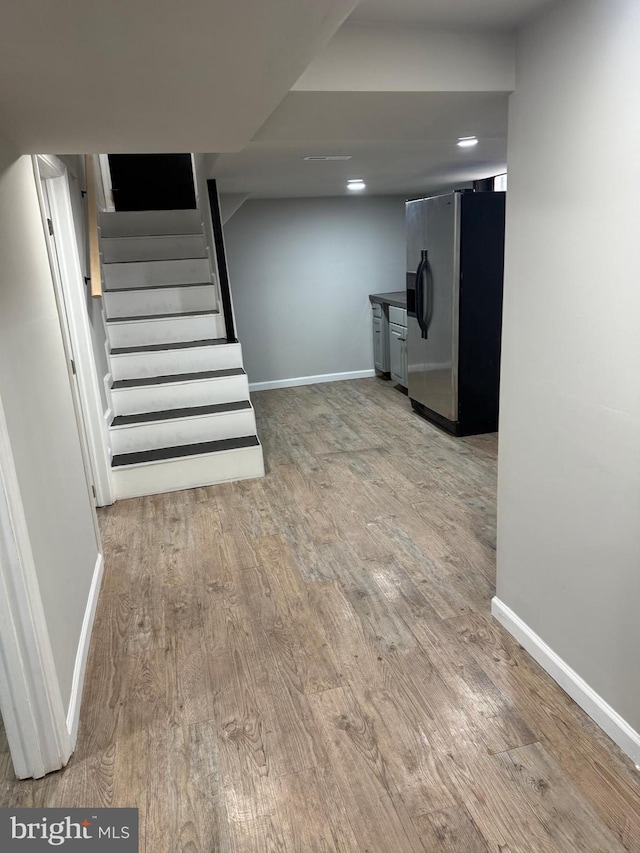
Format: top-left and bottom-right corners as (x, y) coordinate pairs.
(370, 297), (406, 383)
(388, 305), (408, 387)
(389, 322), (408, 387)
(372, 302), (389, 374)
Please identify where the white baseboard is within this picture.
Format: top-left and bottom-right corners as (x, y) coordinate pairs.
(66, 553), (104, 744)
(249, 369), (376, 393)
(491, 597), (640, 766)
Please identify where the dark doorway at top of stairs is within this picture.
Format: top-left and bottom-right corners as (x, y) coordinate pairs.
(108, 154), (196, 211)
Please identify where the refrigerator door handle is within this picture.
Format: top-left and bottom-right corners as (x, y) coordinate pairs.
(415, 250), (429, 339)
(414, 256), (425, 330)
(424, 251), (433, 333)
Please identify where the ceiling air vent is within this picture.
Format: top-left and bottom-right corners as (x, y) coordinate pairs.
(303, 155), (352, 161)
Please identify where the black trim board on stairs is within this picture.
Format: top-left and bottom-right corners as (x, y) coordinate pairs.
(102, 233), (203, 242)
(103, 257), (206, 265)
(207, 179), (236, 343)
(104, 282), (214, 293)
(111, 400), (251, 427)
(112, 435), (260, 467)
(112, 367), (245, 389)
(102, 232), (203, 239)
(106, 310), (218, 323)
(110, 338), (229, 355)
(103, 256), (208, 265)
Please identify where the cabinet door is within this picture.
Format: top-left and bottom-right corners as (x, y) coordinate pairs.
(401, 334), (409, 387)
(389, 322), (405, 384)
(373, 317), (384, 371)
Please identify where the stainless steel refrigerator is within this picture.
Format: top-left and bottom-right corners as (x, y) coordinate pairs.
(406, 190), (505, 436)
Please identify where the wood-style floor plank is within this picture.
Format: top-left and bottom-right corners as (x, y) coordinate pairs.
(146, 721), (220, 853)
(235, 567), (328, 779)
(450, 610), (640, 848)
(1, 378), (638, 852)
(413, 806), (489, 853)
(495, 741), (627, 852)
(164, 585), (214, 728)
(252, 535), (342, 695)
(308, 686), (426, 853)
(276, 764), (360, 852)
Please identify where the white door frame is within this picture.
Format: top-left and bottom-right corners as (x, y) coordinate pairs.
(33, 154), (114, 506)
(97, 154), (115, 212)
(0, 155), (110, 780)
(0, 394), (72, 779)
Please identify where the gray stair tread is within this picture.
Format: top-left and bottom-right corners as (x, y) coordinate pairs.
(104, 282), (214, 292)
(110, 338), (229, 355)
(107, 310), (218, 323)
(112, 367), (245, 389)
(112, 435), (260, 468)
(111, 400), (251, 427)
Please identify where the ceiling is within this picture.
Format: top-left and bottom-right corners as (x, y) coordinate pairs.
(213, 0), (558, 198)
(0, 0), (357, 153)
(350, 0), (554, 30)
(214, 92), (509, 198)
(0, 0), (554, 197)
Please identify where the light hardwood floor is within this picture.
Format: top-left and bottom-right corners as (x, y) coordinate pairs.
(1, 377), (639, 851)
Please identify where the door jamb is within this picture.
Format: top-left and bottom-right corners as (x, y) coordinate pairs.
(33, 154), (114, 507)
(97, 154), (115, 212)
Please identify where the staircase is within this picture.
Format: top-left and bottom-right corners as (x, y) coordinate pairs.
(100, 208), (264, 499)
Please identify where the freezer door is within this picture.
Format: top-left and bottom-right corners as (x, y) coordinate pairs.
(406, 199), (425, 275)
(415, 193), (461, 421)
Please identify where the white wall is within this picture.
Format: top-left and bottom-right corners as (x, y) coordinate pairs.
(224, 196), (405, 385)
(496, 0), (640, 749)
(0, 149), (100, 712)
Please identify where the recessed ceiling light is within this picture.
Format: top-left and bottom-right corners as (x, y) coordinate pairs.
(457, 136), (478, 148)
(347, 180), (366, 191)
(303, 155), (352, 161)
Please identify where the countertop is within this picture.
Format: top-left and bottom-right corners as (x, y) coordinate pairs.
(369, 291), (406, 309)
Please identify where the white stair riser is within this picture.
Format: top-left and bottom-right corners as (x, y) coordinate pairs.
(112, 374), (249, 416)
(107, 314), (225, 348)
(104, 285), (217, 319)
(102, 234), (207, 263)
(104, 258), (212, 289)
(112, 444), (265, 500)
(100, 209), (202, 238)
(110, 342), (243, 381)
(110, 408), (257, 454)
